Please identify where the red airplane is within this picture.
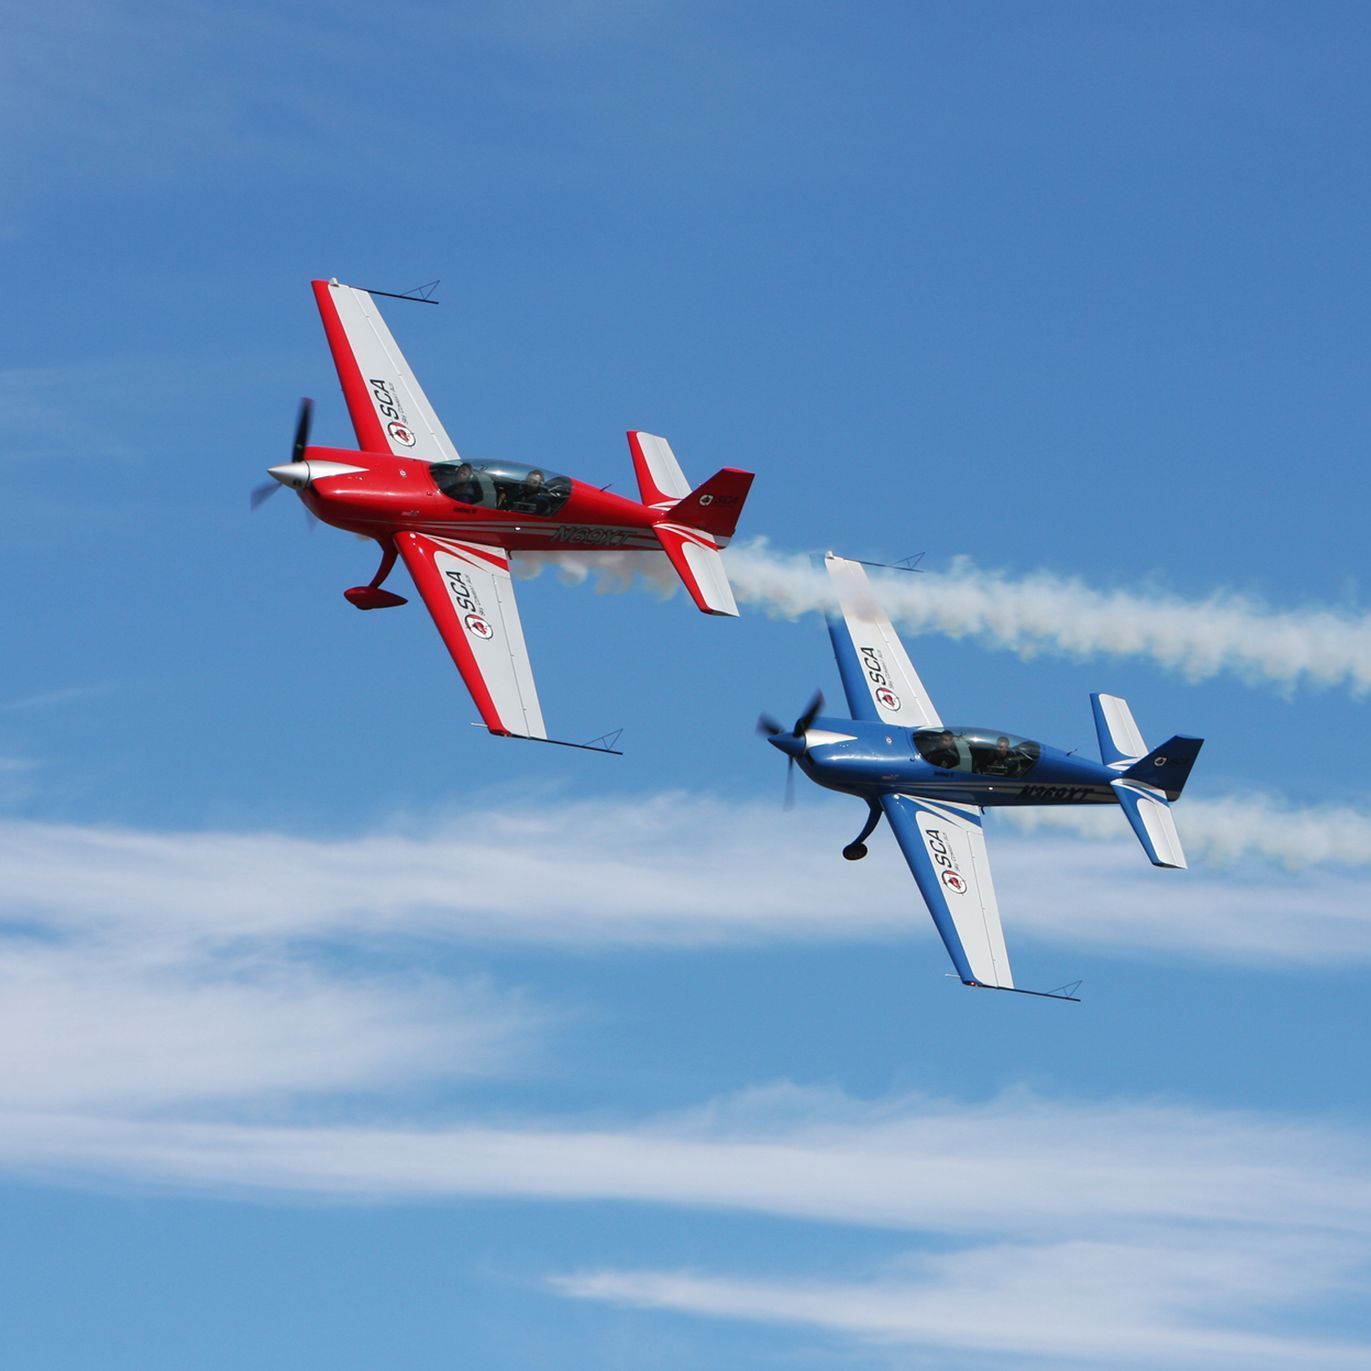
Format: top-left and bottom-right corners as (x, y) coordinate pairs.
(253, 279), (753, 750)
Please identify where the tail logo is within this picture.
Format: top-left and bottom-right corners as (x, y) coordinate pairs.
(387, 420), (416, 447)
(941, 869), (967, 894)
(464, 613), (494, 640)
(1154, 755), (1168, 767)
(876, 687), (900, 711)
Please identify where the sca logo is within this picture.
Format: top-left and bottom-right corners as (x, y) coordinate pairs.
(860, 646), (900, 712)
(369, 377), (406, 424)
(926, 828), (967, 896)
(443, 567), (481, 616)
(464, 613), (494, 640)
(387, 420), (416, 447)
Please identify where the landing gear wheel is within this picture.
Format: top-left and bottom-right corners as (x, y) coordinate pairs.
(842, 843), (868, 861)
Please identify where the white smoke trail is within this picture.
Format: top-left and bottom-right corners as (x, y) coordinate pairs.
(725, 542), (1371, 693)
(515, 541), (1371, 694)
(1000, 795), (1371, 871)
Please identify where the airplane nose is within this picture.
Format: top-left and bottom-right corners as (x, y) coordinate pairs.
(768, 732), (805, 758)
(267, 461), (311, 490)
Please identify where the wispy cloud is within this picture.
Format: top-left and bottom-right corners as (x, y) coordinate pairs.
(518, 541), (1371, 694)
(0, 940), (530, 1110)
(553, 1239), (1371, 1369)
(1001, 793), (1371, 871)
(2, 1085), (1369, 1367)
(4, 786), (1370, 1366)
(3, 794), (1367, 967)
(0, 683), (112, 712)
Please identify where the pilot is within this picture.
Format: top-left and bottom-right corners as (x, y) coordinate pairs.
(520, 468), (550, 513)
(925, 729), (960, 769)
(445, 462), (482, 504)
(981, 735), (1016, 776)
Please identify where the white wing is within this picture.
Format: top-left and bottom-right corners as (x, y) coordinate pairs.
(312, 278), (461, 462)
(396, 533), (546, 740)
(825, 553), (941, 727)
(880, 794), (1013, 989)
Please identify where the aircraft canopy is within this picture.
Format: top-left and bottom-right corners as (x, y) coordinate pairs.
(913, 726), (1041, 778)
(431, 459), (572, 516)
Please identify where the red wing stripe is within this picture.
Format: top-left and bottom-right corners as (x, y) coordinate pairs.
(426, 537), (511, 572)
(655, 523), (719, 550)
(453, 543), (511, 572)
(311, 280), (389, 452)
(397, 534), (509, 732)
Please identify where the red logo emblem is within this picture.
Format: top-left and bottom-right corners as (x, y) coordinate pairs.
(387, 420), (416, 447)
(940, 869), (967, 894)
(875, 687), (900, 710)
(464, 614), (493, 640)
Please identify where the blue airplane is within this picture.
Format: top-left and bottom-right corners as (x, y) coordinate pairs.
(758, 553), (1204, 1001)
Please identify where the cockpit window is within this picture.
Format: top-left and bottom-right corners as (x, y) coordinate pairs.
(912, 727), (1041, 778)
(430, 460), (572, 516)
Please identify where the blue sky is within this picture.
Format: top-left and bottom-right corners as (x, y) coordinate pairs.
(3, 1), (1370, 1365)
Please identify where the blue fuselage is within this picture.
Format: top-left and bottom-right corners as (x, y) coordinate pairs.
(789, 716), (1120, 808)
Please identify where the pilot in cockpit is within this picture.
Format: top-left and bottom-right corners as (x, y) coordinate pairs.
(447, 462), (483, 505)
(980, 735), (1016, 776)
(520, 469), (549, 513)
(925, 729), (960, 770)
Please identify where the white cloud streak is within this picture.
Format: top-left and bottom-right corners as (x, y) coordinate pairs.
(999, 793), (1371, 871)
(2, 794), (1369, 969)
(3, 788), (1370, 1365)
(553, 1242), (1371, 1369)
(517, 540), (1371, 694)
(2, 1087), (1369, 1368)
(4, 1086), (1368, 1231)
(0, 940), (531, 1110)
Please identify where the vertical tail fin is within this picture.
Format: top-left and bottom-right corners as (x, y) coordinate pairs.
(665, 467), (754, 539)
(1120, 736), (1204, 800)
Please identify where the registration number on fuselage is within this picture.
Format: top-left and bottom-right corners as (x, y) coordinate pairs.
(1019, 784), (1093, 802)
(552, 526), (630, 547)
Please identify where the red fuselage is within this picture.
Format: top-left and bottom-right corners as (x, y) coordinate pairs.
(299, 446), (665, 553)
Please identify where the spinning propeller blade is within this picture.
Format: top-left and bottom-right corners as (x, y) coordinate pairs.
(758, 690), (824, 809)
(251, 398), (314, 511)
(793, 690), (824, 735)
(292, 396), (313, 461)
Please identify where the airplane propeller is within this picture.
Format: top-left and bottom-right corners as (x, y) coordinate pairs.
(756, 690), (823, 810)
(250, 398), (314, 509)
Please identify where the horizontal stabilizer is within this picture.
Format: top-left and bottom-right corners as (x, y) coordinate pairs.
(1112, 779), (1187, 868)
(654, 525), (739, 616)
(667, 468), (754, 540)
(1120, 735), (1203, 800)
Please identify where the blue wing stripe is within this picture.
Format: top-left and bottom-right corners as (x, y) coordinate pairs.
(879, 793), (976, 984)
(826, 615), (881, 722)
